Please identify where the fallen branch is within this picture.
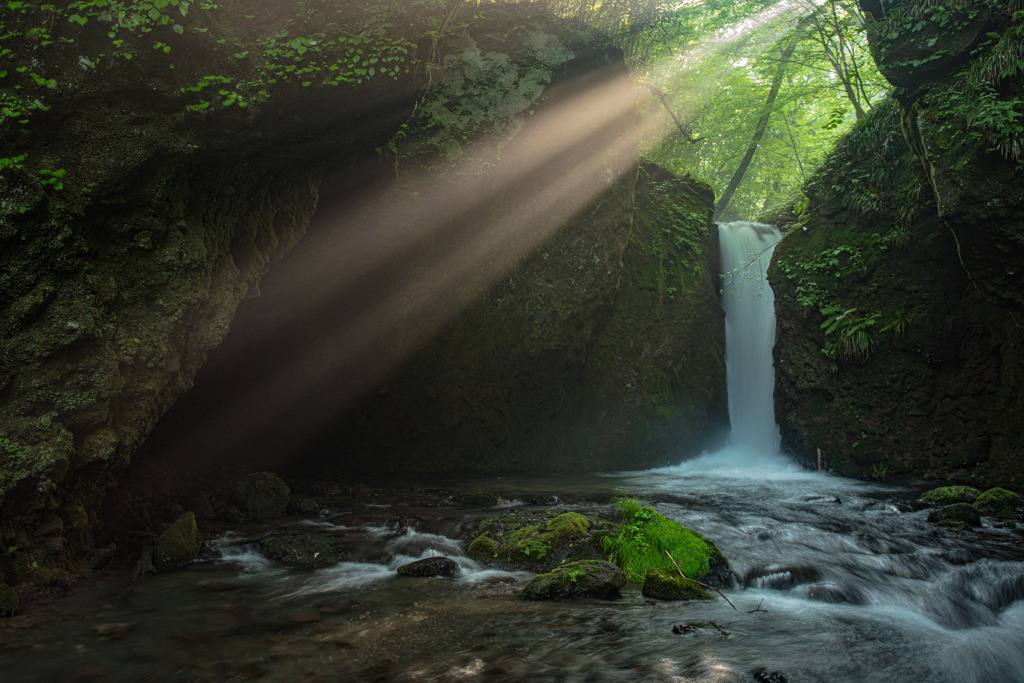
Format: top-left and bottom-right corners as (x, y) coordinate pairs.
(747, 597), (768, 614)
(665, 550), (737, 611)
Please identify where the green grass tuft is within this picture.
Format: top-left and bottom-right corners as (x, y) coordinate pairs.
(603, 497), (712, 583)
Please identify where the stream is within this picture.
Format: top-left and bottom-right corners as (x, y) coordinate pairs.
(2, 454), (1023, 682)
(4, 222), (1021, 681)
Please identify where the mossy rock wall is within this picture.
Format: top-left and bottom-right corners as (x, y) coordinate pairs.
(771, 1), (1024, 488)
(0, 0), (431, 582)
(307, 157), (725, 474)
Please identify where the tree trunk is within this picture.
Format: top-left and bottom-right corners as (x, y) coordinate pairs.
(714, 39), (797, 221)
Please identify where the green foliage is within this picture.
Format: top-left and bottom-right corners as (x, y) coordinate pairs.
(602, 497), (712, 583)
(819, 305), (878, 361)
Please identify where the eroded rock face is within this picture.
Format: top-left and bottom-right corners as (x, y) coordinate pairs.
(772, 3), (1024, 486)
(0, 0), (429, 583)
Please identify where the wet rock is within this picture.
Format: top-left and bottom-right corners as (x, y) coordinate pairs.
(927, 503), (981, 527)
(521, 560), (625, 600)
(0, 583), (19, 617)
(467, 510), (608, 572)
(922, 486), (980, 504)
(260, 533), (344, 568)
(155, 511), (203, 570)
(396, 556), (460, 578)
(288, 496), (320, 516)
(671, 623), (697, 635)
(642, 567), (712, 600)
(453, 491), (501, 507)
(753, 668), (789, 683)
(232, 472), (291, 519)
(530, 495), (560, 506)
(976, 488), (1019, 518)
(90, 543), (117, 571)
(353, 484), (374, 498)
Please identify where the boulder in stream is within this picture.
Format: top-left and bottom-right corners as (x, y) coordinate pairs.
(397, 556), (460, 578)
(232, 472), (291, 520)
(155, 511), (203, 570)
(926, 502), (981, 528)
(521, 560), (625, 600)
(976, 488), (1019, 518)
(260, 533), (344, 568)
(641, 567), (712, 600)
(467, 510), (610, 572)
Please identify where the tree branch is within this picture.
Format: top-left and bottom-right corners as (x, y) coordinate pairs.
(665, 550), (737, 610)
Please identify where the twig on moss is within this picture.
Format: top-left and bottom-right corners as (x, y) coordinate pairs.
(665, 550), (737, 611)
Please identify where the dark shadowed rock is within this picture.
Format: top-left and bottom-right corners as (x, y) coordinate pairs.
(927, 503), (981, 527)
(232, 472), (290, 520)
(521, 560), (625, 600)
(155, 512), (203, 570)
(397, 557), (460, 578)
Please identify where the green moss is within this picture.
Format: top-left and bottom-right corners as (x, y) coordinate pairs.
(520, 560), (625, 600)
(155, 511), (203, 569)
(922, 486), (980, 504)
(976, 487), (1019, 518)
(641, 566), (712, 601)
(467, 533), (498, 561)
(505, 512), (592, 564)
(466, 510), (605, 571)
(602, 497), (720, 583)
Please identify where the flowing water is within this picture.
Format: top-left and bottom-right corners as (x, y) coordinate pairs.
(2, 471), (1022, 682)
(3, 223), (1022, 682)
(718, 221), (782, 452)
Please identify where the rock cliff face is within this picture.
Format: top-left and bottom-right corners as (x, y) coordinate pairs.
(770, 0), (1024, 487)
(0, 0), (430, 583)
(0, 1), (726, 583)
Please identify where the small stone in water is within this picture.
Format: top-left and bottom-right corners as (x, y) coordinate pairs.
(753, 668), (789, 683)
(671, 623), (696, 635)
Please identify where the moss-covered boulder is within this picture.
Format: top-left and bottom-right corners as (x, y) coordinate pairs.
(927, 503), (981, 527)
(260, 533), (344, 568)
(603, 498), (730, 586)
(467, 510), (610, 572)
(155, 512), (203, 570)
(922, 486), (981, 504)
(521, 560), (625, 600)
(976, 488), (1019, 518)
(0, 583), (19, 617)
(641, 567), (712, 601)
(232, 472), (291, 520)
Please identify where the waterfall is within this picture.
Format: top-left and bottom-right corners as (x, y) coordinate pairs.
(718, 221), (782, 453)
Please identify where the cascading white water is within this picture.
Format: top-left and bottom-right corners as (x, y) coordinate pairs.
(718, 221), (782, 453)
